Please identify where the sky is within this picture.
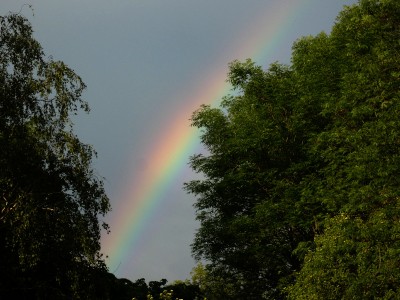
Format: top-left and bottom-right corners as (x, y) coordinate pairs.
(2, 0), (357, 283)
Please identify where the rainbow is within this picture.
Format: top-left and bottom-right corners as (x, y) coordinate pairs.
(102, 0), (312, 275)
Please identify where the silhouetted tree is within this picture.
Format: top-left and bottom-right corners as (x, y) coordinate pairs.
(0, 13), (110, 298)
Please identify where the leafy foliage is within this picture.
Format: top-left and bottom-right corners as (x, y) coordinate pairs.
(125, 277), (203, 300)
(0, 13), (110, 298)
(190, 262), (236, 300)
(185, 0), (400, 298)
(287, 0), (400, 298)
(186, 58), (317, 299)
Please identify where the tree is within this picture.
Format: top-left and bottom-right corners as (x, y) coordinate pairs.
(186, 0), (400, 298)
(163, 279), (204, 300)
(148, 278), (168, 299)
(185, 59), (319, 299)
(288, 0), (400, 298)
(190, 262), (236, 300)
(0, 13), (110, 298)
(287, 213), (400, 299)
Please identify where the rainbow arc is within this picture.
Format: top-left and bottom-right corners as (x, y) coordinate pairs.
(102, 0), (311, 274)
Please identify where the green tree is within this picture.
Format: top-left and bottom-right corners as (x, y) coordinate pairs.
(185, 59), (319, 299)
(186, 0), (400, 298)
(190, 262), (235, 300)
(148, 279), (168, 299)
(288, 0), (400, 298)
(287, 213), (400, 299)
(163, 279), (203, 300)
(0, 13), (110, 298)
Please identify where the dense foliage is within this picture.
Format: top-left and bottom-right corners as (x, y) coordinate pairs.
(0, 13), (110, 298)
(185, 0), (400, 299)
(95, 276), (203, 300)
(288, 0), (400, 298)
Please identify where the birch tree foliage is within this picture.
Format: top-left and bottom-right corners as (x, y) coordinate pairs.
(0, 13), (110, 299)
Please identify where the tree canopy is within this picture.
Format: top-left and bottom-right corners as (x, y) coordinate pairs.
(185, 0), (400, 298)
(0, 13), (110, 298)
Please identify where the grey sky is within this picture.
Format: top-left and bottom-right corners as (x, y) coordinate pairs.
(2, 0), (357, 283)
